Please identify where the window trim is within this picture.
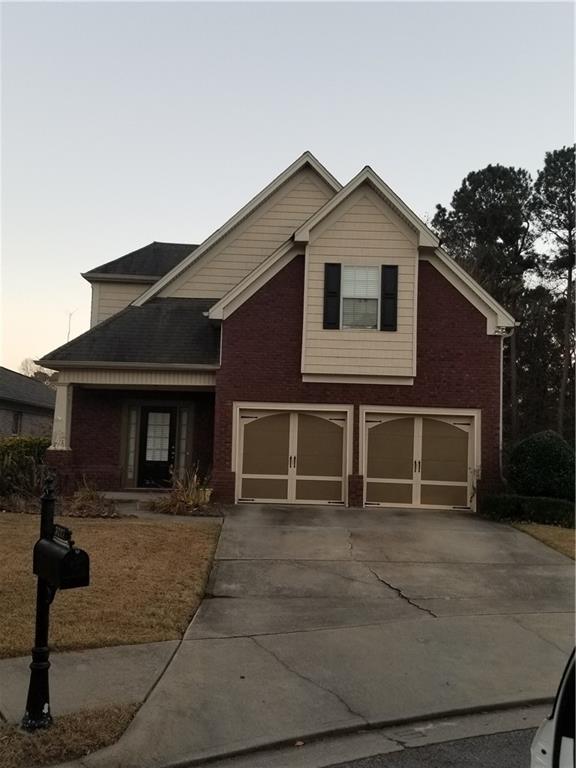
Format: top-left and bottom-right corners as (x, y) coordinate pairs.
(11, 411), (23, 435)
(340, 265), (381, 331)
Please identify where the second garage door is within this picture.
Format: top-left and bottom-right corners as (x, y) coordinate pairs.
(238, 409), (347, 504)
(364, 413), (474, 508)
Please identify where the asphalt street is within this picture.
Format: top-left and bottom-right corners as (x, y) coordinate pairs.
(332, 728), (536, 768)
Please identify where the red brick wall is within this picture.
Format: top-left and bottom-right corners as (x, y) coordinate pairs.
(47, 389), (215, 493)
(213, 255), (502, 504)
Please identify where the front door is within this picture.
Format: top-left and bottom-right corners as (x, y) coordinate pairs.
(237, 410), (346, 504)
(138, 407), (177, 487)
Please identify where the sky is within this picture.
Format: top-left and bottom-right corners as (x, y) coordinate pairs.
(1, 1), (573, 372)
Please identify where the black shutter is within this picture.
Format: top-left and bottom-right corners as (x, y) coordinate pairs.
(323, 263), (341, 329)
(380, 266), (398, 331)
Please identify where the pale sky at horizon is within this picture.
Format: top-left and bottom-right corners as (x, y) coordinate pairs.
(1, 1), (573, 372)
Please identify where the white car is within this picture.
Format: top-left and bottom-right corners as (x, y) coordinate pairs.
(531, 649), (575, 768)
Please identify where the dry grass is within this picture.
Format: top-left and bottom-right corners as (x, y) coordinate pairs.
(0, 703), (138, 768)
(514, 522), (575, 559)
(0, 512), (221, 658)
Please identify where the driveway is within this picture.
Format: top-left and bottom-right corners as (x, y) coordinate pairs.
(83, 506), (574, 768)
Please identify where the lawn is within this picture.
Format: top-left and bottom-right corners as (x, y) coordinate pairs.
(0, 704), (138, 768)
(0, 512), (221, 659)
(514, 522), (575, 559)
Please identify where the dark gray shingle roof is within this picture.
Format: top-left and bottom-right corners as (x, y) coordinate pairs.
(39, 299), (219, 367)
(0, 367), (56, 410)
(84, 242), (198, 279)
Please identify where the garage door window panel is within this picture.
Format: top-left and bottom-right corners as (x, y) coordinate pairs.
(421, 419), (469, 482)
(367, 417), (414, 480)
(242, 413), (291, 476)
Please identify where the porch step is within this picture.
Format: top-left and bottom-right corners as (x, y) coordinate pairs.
(103, 490), (168, 513)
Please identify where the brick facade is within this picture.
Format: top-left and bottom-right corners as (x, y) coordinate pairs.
(212, 255), (502, 504)
(47, 389), (214, 493)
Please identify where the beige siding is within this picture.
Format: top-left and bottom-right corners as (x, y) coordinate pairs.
(163, 168), (335, 299)
(302, 186), (418, 378)
(91, 282), (148, 326)
(57, 369), (216, 387)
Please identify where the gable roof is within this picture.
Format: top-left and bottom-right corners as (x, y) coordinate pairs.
(294, 166), (439, 248)
(0, 367), (56, 410)
(133, 152), (342, 306)
(39, 299), (220, 369)
(83, 242), (198, 283)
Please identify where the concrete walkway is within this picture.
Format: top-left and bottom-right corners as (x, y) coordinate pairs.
(56, 506), (574, 766)
(0, 642), (177, 724)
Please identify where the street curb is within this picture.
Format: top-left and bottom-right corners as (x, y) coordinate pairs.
(153, 697), (554, 768)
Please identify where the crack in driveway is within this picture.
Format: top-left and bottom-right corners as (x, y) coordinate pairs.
(251, 636), (367, 724)
(369, 569), (438, 618)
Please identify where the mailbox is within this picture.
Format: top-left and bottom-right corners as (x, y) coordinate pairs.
(33, 536), (90, 590)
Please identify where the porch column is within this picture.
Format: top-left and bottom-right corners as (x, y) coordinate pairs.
(49, 383), (73, 450)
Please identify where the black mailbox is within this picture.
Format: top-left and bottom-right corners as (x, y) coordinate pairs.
(33, 537), (90, 590)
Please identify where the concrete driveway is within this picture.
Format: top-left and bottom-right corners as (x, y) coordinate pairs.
(83, 505), (574, 768)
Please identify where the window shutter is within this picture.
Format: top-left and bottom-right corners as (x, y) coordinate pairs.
(380, 266), (398, 331)
(323, 263), (341, 329)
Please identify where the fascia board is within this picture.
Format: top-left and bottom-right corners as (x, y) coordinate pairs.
(133, 152), (341, 307)
(36, 361), (219, 371)
(294, 167), (439, 248)
(433, 248), (516, 327)
(82, 273), (157, 284)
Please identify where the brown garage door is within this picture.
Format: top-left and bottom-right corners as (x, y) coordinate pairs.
(238, 410), (346, 503)
(365, 414), (472, 508)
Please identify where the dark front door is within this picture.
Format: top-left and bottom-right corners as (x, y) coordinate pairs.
(138, 407), (177, 487)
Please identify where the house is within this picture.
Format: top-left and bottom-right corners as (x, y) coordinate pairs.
(39, 152), (515, 509)
(0, 367), (55, 438)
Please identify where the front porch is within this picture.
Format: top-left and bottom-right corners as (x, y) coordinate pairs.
(48, 373), (215, 493)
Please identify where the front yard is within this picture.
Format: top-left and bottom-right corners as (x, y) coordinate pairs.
(0, 510), (221, 768)
(0, 511), (221, 658)
(514, 522), (575, 560)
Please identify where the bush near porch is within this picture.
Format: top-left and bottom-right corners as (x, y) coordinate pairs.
(0, 437), (50, 497)
(0, 513), (221, 659)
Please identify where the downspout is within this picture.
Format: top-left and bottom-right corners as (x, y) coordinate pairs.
(499, 326), (516, 484)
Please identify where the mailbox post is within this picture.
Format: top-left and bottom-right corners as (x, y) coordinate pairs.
(21, 477), (90, 731)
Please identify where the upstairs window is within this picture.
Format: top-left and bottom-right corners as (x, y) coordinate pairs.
(323, 263), (398, 332)
(341, 266), (380, 329)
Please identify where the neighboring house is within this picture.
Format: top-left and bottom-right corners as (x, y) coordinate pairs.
(0, 367), (55, 438)
(39, 152), (515, 509)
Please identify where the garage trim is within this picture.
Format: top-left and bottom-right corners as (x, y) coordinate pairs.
(359, 406), (481, 510)
(232, 402), (354, 504)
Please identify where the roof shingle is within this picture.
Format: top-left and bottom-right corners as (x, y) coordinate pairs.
(83, 242), (198, 280)
(39, 299), (219, 367)
(0, 367), (56, 410)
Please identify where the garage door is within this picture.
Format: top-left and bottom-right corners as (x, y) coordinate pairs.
(365, 414), (473, 508)
(238, 410), (347, 504)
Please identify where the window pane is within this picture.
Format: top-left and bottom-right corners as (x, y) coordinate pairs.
(146, 412), (171, 462)
(342, 298), (378, 328)
(342, 266), (380, 299)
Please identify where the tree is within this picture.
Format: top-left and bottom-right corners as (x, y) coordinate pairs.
(432, 164), (539, 441)
(532, 145), (575, 436)
(19, 358), (56, 387)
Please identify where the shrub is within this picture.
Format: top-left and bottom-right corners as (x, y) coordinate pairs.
(63, 478), (119, 518)
(507, 430), (574, 501)
(149, 466), (213, 515)
(480, 494), (574, 528)
(0, 436), (51, 497)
